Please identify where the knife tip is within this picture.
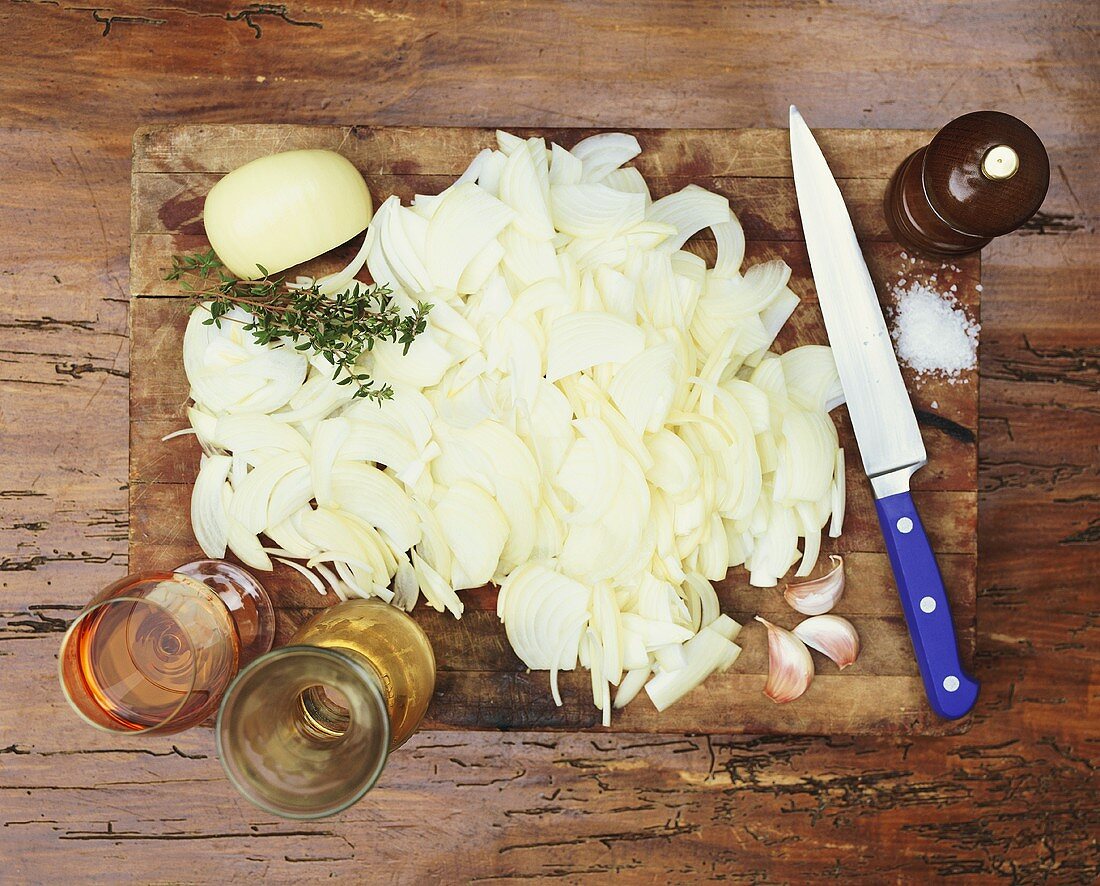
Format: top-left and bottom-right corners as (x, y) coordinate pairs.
(789, 104), (803, 126)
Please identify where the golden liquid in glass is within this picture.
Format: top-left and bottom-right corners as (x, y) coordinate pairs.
(291, 599), (436, 748)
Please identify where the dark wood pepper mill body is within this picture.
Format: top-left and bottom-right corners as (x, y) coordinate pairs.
(884, 111), (1049, 259)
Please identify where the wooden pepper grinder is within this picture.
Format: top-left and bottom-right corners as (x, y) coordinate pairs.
(884, 111), (1049, 258)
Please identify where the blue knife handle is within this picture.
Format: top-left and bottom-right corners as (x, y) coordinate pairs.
(875, 491), (979, 719)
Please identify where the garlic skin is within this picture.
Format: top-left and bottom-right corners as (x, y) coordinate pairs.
(793, 615), (860, 669)
(783, 554), (845, 615)
(755, 617), (814, 704)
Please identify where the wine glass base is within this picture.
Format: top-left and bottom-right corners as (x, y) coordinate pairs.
(217, 645), (391, 819)
(175, 560), (275, 664)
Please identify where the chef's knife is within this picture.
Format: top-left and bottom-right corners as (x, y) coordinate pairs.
(789, 106), (979, 719)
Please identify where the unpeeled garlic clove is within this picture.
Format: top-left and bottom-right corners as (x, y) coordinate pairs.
(793, 615), (860, 670)
(755, 616), (814, 704)
(783, 554), (845, 615)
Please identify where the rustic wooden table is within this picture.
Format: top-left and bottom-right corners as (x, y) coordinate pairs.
(0, 2), (1095, 882)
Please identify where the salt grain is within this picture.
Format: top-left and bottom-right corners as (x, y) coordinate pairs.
(890, 281), (980, 383)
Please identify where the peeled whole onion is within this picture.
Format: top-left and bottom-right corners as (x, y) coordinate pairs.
(203, 149), (373, 279)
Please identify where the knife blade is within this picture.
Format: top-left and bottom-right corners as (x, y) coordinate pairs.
(789, 106), (979, 720)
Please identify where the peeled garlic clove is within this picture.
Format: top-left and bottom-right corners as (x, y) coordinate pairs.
(783, 554), (844, 615)
(755, 616), (814, 704)
(794, 614), (860, 670)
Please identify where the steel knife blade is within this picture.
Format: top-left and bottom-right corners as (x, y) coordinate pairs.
(789, 107), (926, 491)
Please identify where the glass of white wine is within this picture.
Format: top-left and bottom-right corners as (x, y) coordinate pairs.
(215, 599), (436, 819)
(59, 560), (275, 734)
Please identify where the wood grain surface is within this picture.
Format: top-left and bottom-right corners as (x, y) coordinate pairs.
(0, 1), (1096, 882)
(128, 123), (979, 736)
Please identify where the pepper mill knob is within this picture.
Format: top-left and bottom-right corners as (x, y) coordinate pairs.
(884, 111), (1049, 258)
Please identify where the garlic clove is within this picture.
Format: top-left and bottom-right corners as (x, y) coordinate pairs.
(755, 616), (814, 704)
(793, 614), (860, 670)
(783, 554), (845, 615)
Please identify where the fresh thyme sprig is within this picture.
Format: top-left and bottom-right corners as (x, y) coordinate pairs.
(165, 250), (431, 402)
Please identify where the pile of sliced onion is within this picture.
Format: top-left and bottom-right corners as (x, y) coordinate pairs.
(181, 131), (846, 724)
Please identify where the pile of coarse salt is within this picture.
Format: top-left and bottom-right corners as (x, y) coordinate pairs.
(889, 272), (979, 384)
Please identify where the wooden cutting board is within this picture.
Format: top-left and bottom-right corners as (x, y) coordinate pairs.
(129, 125), (978, 735)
